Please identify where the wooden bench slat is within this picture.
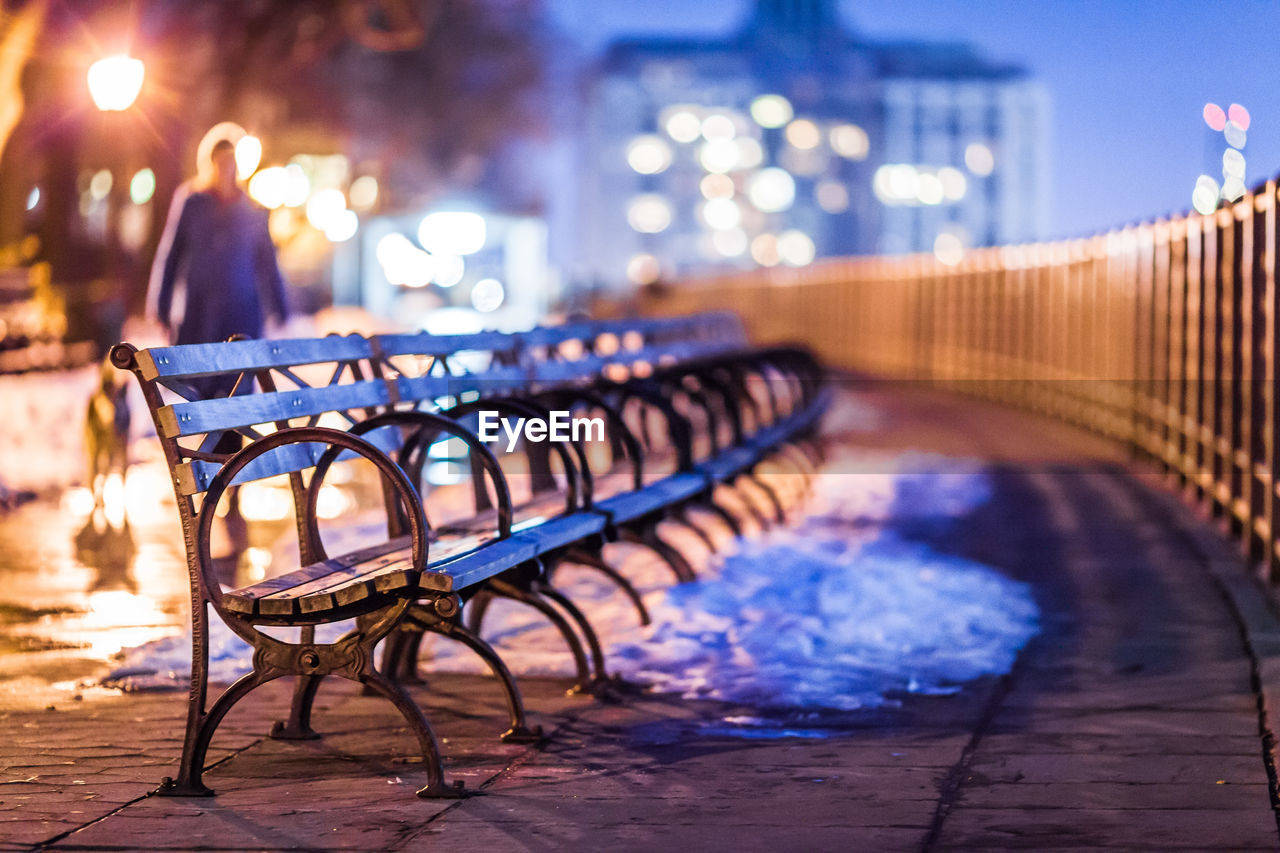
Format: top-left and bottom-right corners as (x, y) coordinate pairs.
(137, 336), (373, 380)
(159, 379), (392, 438)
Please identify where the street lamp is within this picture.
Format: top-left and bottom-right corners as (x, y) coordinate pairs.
(87, 55), (145, 112)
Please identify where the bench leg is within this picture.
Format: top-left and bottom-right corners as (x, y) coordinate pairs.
(745, 472), (787, 523)
(415, 613), (544, 744)
(701, 496), (745, 538)
(532, 580), (609, 685)
(270, 674), (324, 740)
(619, 523), (697, 584)
(357, 668), (466, 799)
(158, 668), (280, 797)
(668, 506), (719, 552)
(480, 578), (597, 696)
(562, 546), (651, 626)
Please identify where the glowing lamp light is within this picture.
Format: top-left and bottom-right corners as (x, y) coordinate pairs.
(934, 232), (965, 266)
(627, 253), (661, 284)
(627, 135), (673, 175)
(282, 164), (310, 207)
(431, 254), (466, 287)
(1204, 103), (1227, 132)
(964, 143), (995, 176)
(700, 197), (741, 230)
(829, 124), (869, 160)
(749, 94), (793, 129)
(1192, 174), (1220, 215)
(747, 167), (796, 213)
(349, 176), (379, 211)
(234, 136), (262, 180)
(324, 209), (359, 242)
(701, 113), (737, 141)
(87, 55), (145, 111)
(784, 119), (821, 151)
(627, 195), (672, 233)
(778, 230), (816, 266)
(699, 139), (740, 174)
(418, 211), (486, 255)
(305, 188), (348, 231)
(129, 168), (156, 205)
(663, 107), (702, 144)
(248, 166), (287, 209)
(470, 277), (505, 312)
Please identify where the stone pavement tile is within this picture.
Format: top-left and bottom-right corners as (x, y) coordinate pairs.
(953, 781), (1272, 810)
(976, 732), (1268, 756)
(932, 807), (1280, 849)
(987, 708), (1261, 738)
(964, 751), (1269, 785)
(410, 816), (928, 853)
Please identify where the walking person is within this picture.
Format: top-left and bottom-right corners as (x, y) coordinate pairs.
(149, 124), (288, 349)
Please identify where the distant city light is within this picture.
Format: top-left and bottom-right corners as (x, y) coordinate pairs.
(964, 143), (995, 176)
(777, 230), (816, 266)
(349, 175), (379, 211)
(25, 187), (39, 210)
(934, 232), (965, 266)
(747, 167), (795, 212)
(1192, 176), (1220, 215)
(418, 211), (486, 255)
(938, 167), (968, 201)
(815, 181), (848, 213)
(377, 233), (434, 287)
(282, 164), (310, 207)
(750, 233), (780, 266)
(248, 166), (287, 208)
(1228, 103), (1251, 131)
(749, 94), (793, 129)
(324, 209), (358, 242)
(627, 194), (673, 233)
(470, 277), (505, 312)
(1225, 121), (1247, 150)
(627, 253), (662, 284)
(700, 173), (735, 200)
(129, 168), (156, 205)
(663, 107), (702, 143)
(916, 173), (944, 205)
(829, 124), (869, 160)
(234, 136), (262, 180)
(87, 55), (144, 111)
(305, 188), (347, 231)
(700, 197), (742, 230)
(424, 307), (484, 336)
(701, 113), (737, 141)
(1203, 103), (1227, 132)
(784, 119), (821, 150)
(735, 137), (764, 169)
(699, 138), (740, 173)
(1221, 178), (1247, 203)
(1223, 148), (1246, 180)
(89, 170), (112, 201)
(873, 164), (918, 204)
(431, 254), (466, 287)
(627, 135), (673, 175)
(712, 227), (749, 257)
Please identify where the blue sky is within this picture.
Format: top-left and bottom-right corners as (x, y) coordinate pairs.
(546, 0), (1280, 240)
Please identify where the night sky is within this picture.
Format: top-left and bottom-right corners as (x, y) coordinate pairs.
(547, 0), (1280, 241)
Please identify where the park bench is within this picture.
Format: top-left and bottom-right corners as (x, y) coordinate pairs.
(110, 312), (827, 800)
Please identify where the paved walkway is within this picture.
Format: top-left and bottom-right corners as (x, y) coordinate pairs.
(3, 386), (1280, 850)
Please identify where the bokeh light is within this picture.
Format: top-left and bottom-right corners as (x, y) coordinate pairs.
(934, 232), (965, 266)
(749, 94), (793, 129)
(1203, 103), (1227, 132)
(305, 188), (347, 232)
(829, 124), (869, 160)
(87, 55), (144, 111)
(712, 227), (749, 257)
(1192, 175), (1220, 215)
(785, 119), (821, 150)
(964, 143), (995, 176)
(700, 198), (742, 230)
(1228, 103), (1250, 131)
(324, 209), (358, 242)
(418, 211), (486, 255)
(349, 176), (379, 210)
(248, 166), (287, 209)
(701, 113), (737, 141)
(1222, 148), (1246, 180)
(627, 135), (673, 175)
(1225, 121), (1247, 150)
(700, 173), (736, 200)
(234, 136), (262, 180)
(815, 181), (849, 213)
(747, 167), (796, 212)
(470, 277), (505, 312)
(627, 194), (673, 233)
(627, 253), (662, 284)
(129, 168), (156, 205)
(663, 107), (702, 143)
(699, 138), (740, 173)
(750, 233), (780, 266)
(777, 230), (816, 266)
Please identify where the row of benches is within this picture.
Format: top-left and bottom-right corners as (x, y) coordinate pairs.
(110, 312), (829, 798)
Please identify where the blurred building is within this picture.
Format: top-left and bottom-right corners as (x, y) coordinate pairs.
(576, 0), (1048, 288)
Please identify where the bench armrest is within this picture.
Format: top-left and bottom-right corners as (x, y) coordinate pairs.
(195, 426), (429, 611)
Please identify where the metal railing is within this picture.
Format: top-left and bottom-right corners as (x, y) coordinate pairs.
(647, 177), (1280, 580)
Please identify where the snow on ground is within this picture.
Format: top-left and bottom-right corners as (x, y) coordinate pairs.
(0, 366), (98, 494)
(102, 447), (1039, 714)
